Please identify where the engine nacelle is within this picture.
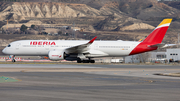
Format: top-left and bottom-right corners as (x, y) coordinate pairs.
(48, 50), (65, 61)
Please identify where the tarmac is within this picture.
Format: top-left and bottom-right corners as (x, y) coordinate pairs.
(0, 63), (180, 101)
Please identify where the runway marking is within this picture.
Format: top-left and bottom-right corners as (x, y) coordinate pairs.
(0, 76), (20, 83)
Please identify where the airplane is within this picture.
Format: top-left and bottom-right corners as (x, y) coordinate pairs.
(2, 19), (173, 63)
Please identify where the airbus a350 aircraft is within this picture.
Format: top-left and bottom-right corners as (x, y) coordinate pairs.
(2, 19), (173, 63)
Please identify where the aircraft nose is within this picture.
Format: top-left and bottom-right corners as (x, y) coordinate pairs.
(2, 48), (6, 54)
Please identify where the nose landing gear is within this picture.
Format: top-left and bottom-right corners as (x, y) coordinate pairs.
(12, 59), (16, 62)
(10, 55), (16, 62)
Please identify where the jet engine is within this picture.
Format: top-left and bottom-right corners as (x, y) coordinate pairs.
(48, 50), (66, 60)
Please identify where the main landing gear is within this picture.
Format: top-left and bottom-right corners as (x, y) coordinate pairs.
(77, 58), (95, 63)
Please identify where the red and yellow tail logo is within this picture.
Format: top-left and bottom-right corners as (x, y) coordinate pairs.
(142, 18), (172, 44)
(130, 19), (172, 55)
(156, 19), (172, 29)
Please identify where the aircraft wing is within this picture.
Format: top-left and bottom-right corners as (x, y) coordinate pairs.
(65, 36), (97, 54)
(148, 43), (176, 48)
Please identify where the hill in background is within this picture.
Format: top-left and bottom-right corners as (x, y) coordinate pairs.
(0, 0), (180, 51)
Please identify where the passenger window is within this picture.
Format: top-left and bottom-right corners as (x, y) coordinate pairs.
(7, 44), (11, 47)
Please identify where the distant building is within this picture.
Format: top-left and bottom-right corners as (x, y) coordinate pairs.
(125, 49), (180, 63)
(125, 52), (167, 63)
(148, 52), (167, 63)
(125, 55), (141, 63)
(166, 49), (180, 61)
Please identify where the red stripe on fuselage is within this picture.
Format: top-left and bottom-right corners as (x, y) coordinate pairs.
(129, 43), (158, 55)
(129, 26), (169, 55)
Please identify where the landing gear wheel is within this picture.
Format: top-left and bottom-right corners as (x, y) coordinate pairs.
(77, 58), (95, 63)
(90, 60), (95, 63)
(77, 59), (82, 63)
(12, 59), (16, 62)
(83, 60), (89, 63)
(77, 58), (82, 63)
(11, 55), (16, 62)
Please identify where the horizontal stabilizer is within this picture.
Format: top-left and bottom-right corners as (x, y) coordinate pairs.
(148, 43), (176, 48)
(161, 44), (177, 48)
(148, 43), (165, 48)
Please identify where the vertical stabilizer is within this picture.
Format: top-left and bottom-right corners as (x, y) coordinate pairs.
(142, 19), (172, 44)
(129, 19), (172, 55)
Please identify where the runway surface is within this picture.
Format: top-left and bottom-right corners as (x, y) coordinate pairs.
(0, 64), (180, 101)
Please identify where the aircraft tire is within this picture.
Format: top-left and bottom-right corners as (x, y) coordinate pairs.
(90, 60), (95, 63)
(12, 59), (16, 62)
(83, 60), (89, 63)
(77, 60), (82, 63)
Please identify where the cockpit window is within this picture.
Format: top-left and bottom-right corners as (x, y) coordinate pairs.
(7, 44), (11, 47)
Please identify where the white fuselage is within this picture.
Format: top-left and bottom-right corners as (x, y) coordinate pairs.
(2, 40), (140, 57)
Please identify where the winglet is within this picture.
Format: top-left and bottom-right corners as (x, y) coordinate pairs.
(88, 36), (97, 43)
(138, 39), (143, 42)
